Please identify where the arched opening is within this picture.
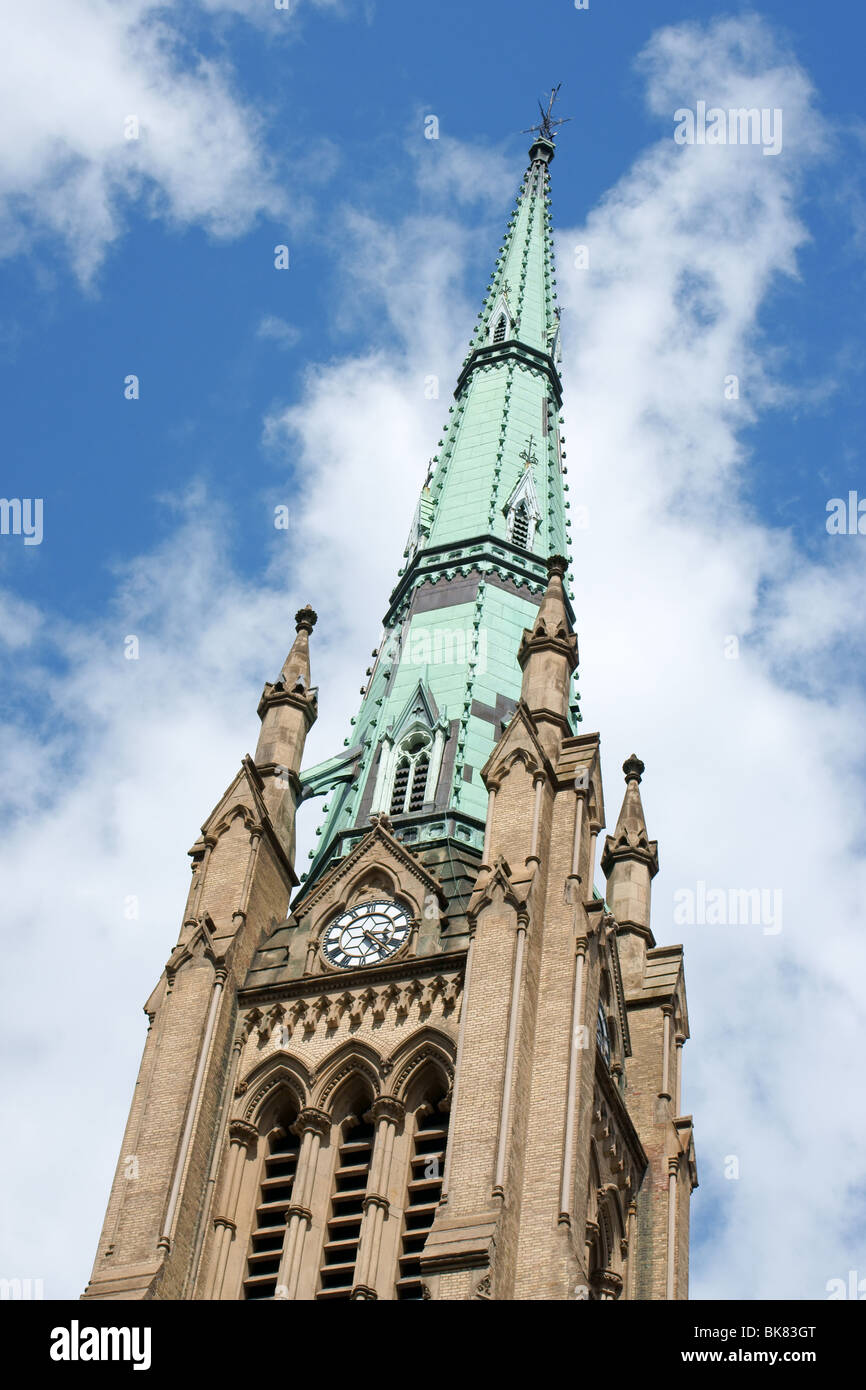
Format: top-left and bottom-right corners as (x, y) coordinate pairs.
(395, 1071), (451, 1300)
(492, 312), (508, 343)
(242, 1098), (300, 1300)
(316, 1081), (376, 1301)
(389, 733), (432, 816)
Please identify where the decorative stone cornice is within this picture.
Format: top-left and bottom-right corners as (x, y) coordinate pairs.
(238, 952), (466, 1011)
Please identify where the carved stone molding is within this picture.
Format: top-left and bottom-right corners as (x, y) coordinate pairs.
(292, 1107), (331, 1141)
(392, 1041), (454, 1097)
(591, 1269), (623, 1301)
(228, 1119), (259, 1150)
(241, 1065), (306, 1122)
(370, 1096), (405, 1128)
(362, 1193), (390, 1216)
(317, 1057), (381, 1108)
(243, 972), (463, 1048)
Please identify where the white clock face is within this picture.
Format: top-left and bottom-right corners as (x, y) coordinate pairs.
(320, 900), (411, 969)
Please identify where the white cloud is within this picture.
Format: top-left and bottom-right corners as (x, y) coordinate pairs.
(257, 313), (301, 348)
(559, 14), (866, 1298)
(1, 12), (864, 1303)
(0, 1), (303, 283)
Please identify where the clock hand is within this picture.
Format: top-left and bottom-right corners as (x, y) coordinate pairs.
(362, 927), (390, 948)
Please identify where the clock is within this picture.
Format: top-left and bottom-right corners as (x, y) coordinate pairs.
(320, 900), (412, 969)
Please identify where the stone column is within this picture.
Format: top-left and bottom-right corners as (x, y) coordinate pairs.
(276, 1107), (331, 1300)
(584, 1217), (599, 1287)
(352, 1097), (405, 1300)
(625, 1200), (637, 1301)
(666, 1156), (679, 1300)
(493, 913), (528, 1201)
(207, 1119), (258, 1298)
(674, 1032), (685, 1115)
(558, 934), (588, 1226)
(660, 1004), (673, 1101)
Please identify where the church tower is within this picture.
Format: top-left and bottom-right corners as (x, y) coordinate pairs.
(83, 106), (697, 1303)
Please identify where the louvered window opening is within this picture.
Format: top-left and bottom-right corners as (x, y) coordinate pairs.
(493, 313), (507, 343)
(316, 1115), (375, 1300)
(511, 504), (530, 549)
(242, 1122), (300, 1300)
(408, 755), (429, 811)
(390, 759), (410, 815)
(395, 1105), (449, 1300)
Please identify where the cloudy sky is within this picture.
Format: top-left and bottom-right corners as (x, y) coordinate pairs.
(1, 0), (864, 1301)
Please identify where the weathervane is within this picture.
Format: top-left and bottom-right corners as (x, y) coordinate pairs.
(522, 83), (571, 142)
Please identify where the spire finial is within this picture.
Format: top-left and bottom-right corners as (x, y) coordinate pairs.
(522, 83), (571, 142)
(623, 753), (645, 784)
(294, 604), (317, 635)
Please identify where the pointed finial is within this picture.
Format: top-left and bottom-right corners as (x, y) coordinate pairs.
(295, 605), (317, 634)
(623, 754), (645, 784)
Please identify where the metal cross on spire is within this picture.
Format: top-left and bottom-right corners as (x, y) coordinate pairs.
(520, 434), (538, 469)
(522, 83), (571, 142)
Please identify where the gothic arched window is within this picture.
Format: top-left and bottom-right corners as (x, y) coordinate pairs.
(389, 735), (432, 815)
(242, 1108), (300, 1300)
(493, 312), (508, 343)
(395, 1084), (450, 1300)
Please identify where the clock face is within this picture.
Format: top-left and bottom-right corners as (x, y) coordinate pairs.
(320, 900), (411, 969)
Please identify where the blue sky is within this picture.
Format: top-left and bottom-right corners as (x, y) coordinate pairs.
(1, 0), (865, 1301)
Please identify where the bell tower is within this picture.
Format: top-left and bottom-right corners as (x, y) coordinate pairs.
(83, 98), (696, 1303)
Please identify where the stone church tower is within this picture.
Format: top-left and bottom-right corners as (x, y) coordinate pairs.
(84, 125), (697, 1303)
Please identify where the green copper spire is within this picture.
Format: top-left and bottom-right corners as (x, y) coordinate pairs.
(298, 122), (576, 922)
